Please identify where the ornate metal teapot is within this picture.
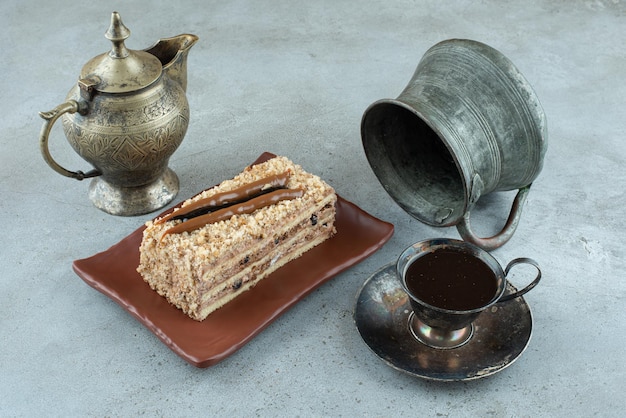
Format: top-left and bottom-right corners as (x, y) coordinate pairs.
(39, 12), (198, 216)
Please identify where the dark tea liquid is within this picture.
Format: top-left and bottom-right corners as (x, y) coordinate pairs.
(405, 249), (498, 311)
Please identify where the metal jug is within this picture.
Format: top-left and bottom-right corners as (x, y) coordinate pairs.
(39, 12), (198, 216)
(361, 39), (547, 250)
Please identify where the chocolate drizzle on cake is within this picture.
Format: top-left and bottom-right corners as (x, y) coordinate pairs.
(156, 172), (292, 225)
(161, 187), (305, 239)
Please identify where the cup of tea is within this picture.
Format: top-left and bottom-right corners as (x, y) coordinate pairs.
(397, 239), (541, 349)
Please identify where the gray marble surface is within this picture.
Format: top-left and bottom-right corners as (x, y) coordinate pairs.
(2, 0), (624, 416)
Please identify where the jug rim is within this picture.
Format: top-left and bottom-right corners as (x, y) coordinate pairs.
(361, 97), (472, 227)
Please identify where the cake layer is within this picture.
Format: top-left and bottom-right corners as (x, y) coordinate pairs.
(196, 195), (336, 289)
(137, 156), (337, 321)
(197, 207), (335, 318)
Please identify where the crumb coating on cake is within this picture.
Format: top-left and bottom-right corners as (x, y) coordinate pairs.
(137, 156), (336, 320)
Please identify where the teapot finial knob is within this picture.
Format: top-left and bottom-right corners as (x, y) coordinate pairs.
(105, 11), (130, 59)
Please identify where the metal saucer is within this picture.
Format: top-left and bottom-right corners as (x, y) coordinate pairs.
(354, 263), (533, 381)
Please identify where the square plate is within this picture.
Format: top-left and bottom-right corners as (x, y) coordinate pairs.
(73, 152), (394, 367)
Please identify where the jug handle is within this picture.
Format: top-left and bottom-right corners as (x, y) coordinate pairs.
(39, 100), (101, 180)
(456, 185), (531, 251)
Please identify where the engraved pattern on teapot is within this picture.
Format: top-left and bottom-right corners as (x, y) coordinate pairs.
(61, 82), (189, 178)
(38, 12), (198, 215)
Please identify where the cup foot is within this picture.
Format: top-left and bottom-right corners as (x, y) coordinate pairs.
(408, 311), (474, 349)
(88, 168), (179, 216)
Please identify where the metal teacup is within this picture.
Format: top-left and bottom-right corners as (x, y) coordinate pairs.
(397, 239), (541, 349)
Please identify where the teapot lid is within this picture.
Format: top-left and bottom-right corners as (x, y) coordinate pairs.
(79, 12), (162, 94)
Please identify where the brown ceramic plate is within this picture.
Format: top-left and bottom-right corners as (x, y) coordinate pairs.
(73, 152), (394, 368)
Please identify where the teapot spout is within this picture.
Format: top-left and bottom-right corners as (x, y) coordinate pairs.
(144, 34), (198, 92)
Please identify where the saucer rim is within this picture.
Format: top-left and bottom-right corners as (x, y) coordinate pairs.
(353, 262), (534, 382)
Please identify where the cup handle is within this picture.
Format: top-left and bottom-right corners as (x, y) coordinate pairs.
(456, 185), (531, 251)
(498, 257), (541, 302)
(39, 100), (101, 181)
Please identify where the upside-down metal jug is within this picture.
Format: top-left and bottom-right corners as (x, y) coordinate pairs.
(361, 39), (547, 250)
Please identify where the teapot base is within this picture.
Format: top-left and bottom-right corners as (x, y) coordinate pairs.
(88, 168), (179, 216)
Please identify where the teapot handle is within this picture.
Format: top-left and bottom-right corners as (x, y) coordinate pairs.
(39, 100), (101, 180)
(455, 185), (531, 251)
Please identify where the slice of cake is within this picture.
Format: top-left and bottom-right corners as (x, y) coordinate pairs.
(137, 156), (337, 321)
